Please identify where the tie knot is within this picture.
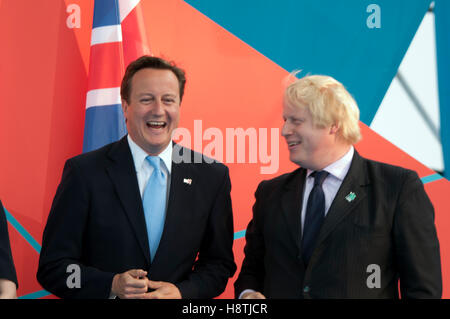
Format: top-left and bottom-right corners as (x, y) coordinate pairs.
(311, 171), (328, 186)
(146, 156), (161, 171)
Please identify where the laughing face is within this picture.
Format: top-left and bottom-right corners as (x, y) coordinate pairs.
(281, 99), (336, 170)
(122, 68), (181, 155)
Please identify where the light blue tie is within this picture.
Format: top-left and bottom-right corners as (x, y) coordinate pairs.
(142, 156), (167, 262)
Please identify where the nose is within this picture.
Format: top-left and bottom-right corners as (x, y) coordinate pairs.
(281, 121), (291, 137)
(152, 98), (165, 115)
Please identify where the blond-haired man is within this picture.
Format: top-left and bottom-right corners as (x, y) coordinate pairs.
(234, 74), (442, 299)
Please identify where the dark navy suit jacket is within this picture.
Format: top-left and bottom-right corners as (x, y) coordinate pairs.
(37, 136), (236, 298)
(235, 151), (442, 298)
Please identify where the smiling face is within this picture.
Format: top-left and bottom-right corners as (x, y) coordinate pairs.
(281, 99), (338, 170)
(122, 68), (180, 155)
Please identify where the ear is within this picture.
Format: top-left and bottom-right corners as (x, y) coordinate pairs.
(329, 123), (339, 135)
(121, 99), (128, 115)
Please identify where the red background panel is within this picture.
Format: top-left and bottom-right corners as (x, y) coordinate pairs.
(0, 0), (93, 297)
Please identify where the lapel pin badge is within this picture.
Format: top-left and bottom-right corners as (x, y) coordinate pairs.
(183, 178), (192, 185)
(345, 192), (356, 202)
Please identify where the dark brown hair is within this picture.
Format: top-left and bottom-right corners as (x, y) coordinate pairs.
(120, 56), (186, 103)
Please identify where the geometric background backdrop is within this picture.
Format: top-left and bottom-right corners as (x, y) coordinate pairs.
(0, 0), (448, 298)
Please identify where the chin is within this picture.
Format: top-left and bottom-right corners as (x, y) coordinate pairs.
(289, 156), (303, 167)
(291, 157), (313, 169)
(152, 139), (172, 150)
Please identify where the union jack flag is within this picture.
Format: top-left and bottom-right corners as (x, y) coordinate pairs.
(83, 0), (150, 152)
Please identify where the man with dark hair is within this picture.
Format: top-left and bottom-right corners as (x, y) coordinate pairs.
(0, 200), (17, 299)
(37, 56), (236, 299)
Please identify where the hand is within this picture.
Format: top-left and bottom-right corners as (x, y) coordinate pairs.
(241, 291), (266, 299)
(145, 280), (181, 299)
(111, 269), (149, 299)
(0, 279), (17, 299)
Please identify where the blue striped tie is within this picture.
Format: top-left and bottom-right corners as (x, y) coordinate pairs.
(142, 156), (167, 261)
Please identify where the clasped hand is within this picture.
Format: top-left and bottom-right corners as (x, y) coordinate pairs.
(111, 269), (181, 299)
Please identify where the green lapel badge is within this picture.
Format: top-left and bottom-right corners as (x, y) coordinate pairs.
(345, 192), (356, 202)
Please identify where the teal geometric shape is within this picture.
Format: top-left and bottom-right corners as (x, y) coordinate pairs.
(4, 207), (41, 254)
(234, 230), (246, 240)
(18, 290), (51, 299)
(185, 0), (432, 125)
(421, 173), (444, 184)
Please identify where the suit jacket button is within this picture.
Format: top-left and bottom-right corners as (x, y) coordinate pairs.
(303, 286), (310, 293)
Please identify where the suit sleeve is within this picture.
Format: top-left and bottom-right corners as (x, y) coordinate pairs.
(176, 166), (237, 298)
(234, 182), (266, 298)
(37, 159), (115, 299)
(0, 201), (18, 288)
(394, 170), (442, 298)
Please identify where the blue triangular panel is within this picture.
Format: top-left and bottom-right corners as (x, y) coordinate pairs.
(185, 0), (431, 125)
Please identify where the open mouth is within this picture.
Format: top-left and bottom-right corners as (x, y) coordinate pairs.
(146, 121), (167, 129)
(287, 141), (301, 148)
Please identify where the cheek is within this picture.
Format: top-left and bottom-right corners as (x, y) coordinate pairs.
(131, 108), (147, 122)
(127, 111), (147, 131)
(169, 109), (180, 125)
(311, 134), (330, 152)
(302, 134), (320, 152)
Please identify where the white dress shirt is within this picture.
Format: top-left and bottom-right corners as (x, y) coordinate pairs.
(127, 135), (172, 200)
(300, 146), (354, 235)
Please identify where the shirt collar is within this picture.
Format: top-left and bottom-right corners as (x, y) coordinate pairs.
(127, 135), (173, 174)
(307, 146), (354, 181)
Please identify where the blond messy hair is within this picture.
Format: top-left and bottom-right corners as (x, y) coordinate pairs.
(284, 73), (361, 144)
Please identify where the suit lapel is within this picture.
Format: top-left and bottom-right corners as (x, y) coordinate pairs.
(315, 151), (369, 246)
(281, 168), (306, 251)
(105, 137), (151, 265)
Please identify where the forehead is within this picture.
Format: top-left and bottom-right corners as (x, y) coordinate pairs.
(131, 68), (179, 94)
(282, 98), (310, 118)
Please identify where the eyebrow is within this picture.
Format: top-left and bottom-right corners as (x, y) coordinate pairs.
(283, 114), (304, 120)
(136, 92), (154, 97)
(288, 117), (305, 123)
(136, 92), (177, 97)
